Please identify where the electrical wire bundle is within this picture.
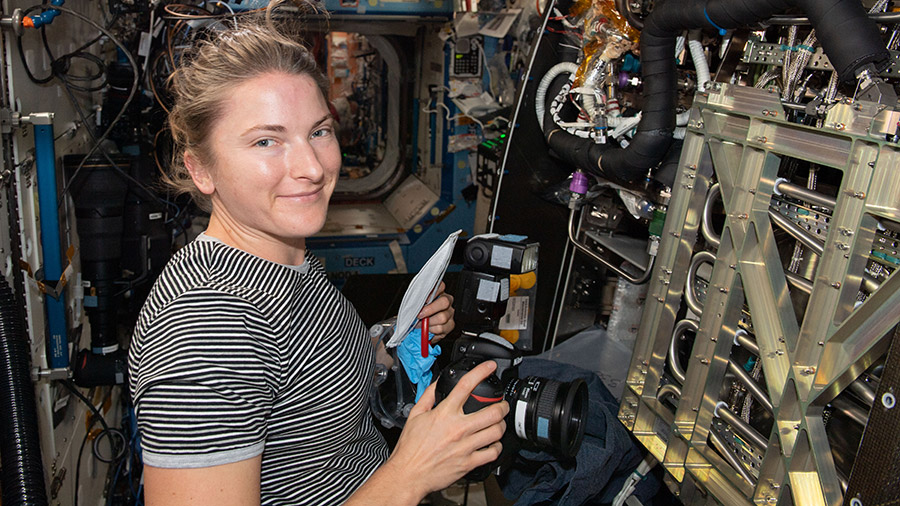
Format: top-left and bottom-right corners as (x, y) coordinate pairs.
(61, 381), (144, 506)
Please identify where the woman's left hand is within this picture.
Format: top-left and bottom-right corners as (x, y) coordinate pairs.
(418, 282), (455, 344)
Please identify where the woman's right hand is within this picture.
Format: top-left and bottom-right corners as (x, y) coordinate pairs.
(388, 360), (509, 499)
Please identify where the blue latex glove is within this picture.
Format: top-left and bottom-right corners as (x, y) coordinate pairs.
(397, 327), (441, 402)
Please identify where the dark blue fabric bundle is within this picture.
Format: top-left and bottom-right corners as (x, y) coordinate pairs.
(498, 358), (659, 505)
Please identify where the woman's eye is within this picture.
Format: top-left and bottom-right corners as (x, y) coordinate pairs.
(255, 139), (274, 147)
(312, 127), (333, 138)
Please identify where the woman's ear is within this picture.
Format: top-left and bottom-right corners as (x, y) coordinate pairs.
(184, 150), (215, 195)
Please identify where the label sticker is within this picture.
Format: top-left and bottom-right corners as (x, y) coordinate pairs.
(537, 417), (550, 440)
(476, 279), (500, 301)
(515, 400), (528, 439)
(138, 31), (152, 57)
(499, 296), (529, 330)
(490, 245), (513, 270)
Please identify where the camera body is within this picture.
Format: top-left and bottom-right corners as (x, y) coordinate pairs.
(436, 333), (588, 480)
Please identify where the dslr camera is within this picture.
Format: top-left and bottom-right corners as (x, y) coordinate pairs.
(435, 333), (588, 480)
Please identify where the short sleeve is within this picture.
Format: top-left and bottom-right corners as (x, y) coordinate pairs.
(130, 290), (281, 468)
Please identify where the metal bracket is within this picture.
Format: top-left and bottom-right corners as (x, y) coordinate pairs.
(31, 367), (72, 382)
(0, 9), (25, 37)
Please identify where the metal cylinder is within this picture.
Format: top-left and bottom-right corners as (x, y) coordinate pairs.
(709, 424), (758, 487)
(701, 183), (722, 248)
(784, 270), (814, 294)
(727, 360), (774, 413)
(715, 401), (769, 451)
(734, 329), (760, 356)
(831, 396), (869, 427)
(668, 319), (699, 384)
(848, 379), (876, 407)
(685, 250), (717, 316)
(775, 178), (837, 209)
(768, 209), (825, 256)
(657, 383), (683, 405)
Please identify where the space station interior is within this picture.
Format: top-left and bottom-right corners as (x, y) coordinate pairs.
(2, 0), (900, 504)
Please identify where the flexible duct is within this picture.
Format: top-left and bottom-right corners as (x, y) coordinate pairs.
(688, 30), (711, 88)
(551, 0), (890, 183)
(536, 62), (580, 131)
(0, 278), (49, 506)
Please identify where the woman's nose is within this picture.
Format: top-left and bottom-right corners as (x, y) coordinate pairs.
(289, 142), (325, 181)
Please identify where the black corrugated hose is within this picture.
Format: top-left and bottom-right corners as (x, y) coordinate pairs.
(546, 0), (891, 183)
(0, 277), (49, 506)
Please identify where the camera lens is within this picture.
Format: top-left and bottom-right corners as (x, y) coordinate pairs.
(505, 376), (588, 457)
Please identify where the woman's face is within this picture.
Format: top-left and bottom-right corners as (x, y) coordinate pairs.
(187, 72), (341, 249)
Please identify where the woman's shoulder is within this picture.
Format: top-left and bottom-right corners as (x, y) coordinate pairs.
(139, 241), (265, 325)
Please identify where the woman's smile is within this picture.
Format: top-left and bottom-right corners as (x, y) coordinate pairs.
(279, 187), (324, 201)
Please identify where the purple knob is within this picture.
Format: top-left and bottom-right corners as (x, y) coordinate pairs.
(618, 71), (630, 89)
(569, 171), (589, 195)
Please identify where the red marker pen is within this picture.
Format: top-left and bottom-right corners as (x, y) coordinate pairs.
(421, 318), (429, 358)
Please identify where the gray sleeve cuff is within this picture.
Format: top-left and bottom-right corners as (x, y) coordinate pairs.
(141, 441), (265, 469)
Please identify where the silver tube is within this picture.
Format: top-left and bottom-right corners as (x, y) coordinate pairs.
(768, 209), (825, 256)
(668, 319), (698, 385)
(567, 207), (654, 284)
(685, 250), (716, 316)
(709, 424), (757, 487)
(849, 379), (876, 407)
(863, 274), (881, 294)
(734, 328), (759, 356)
(656, 384), (682, 405)
(831, 397), (869, 427)
(701, 183), (722, 248)
(784, 270), (813, 294)
(774, 179), (836, 209)
(715, 401), (769, 451)
(727, 360), (774, 413)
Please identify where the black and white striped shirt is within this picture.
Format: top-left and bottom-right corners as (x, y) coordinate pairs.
(128, 236), (388, 505)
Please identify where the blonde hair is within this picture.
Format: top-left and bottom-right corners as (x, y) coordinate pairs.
(164, 4), (328, 211)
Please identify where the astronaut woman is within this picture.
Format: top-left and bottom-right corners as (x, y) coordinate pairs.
(127, 9), (509, 506)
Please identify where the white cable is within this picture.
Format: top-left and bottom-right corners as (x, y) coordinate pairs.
(450, 113), (485, 131)
(548, 81), (595, 139)
(535, 62), (579, 130)
(558, 121), (594, 128)
(571, 86), (605, 123)
(473, 39), (493, 96)
(613, 456), (656, 506)
(688, 30), (710, 90)
(422, 98), (485, 131)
